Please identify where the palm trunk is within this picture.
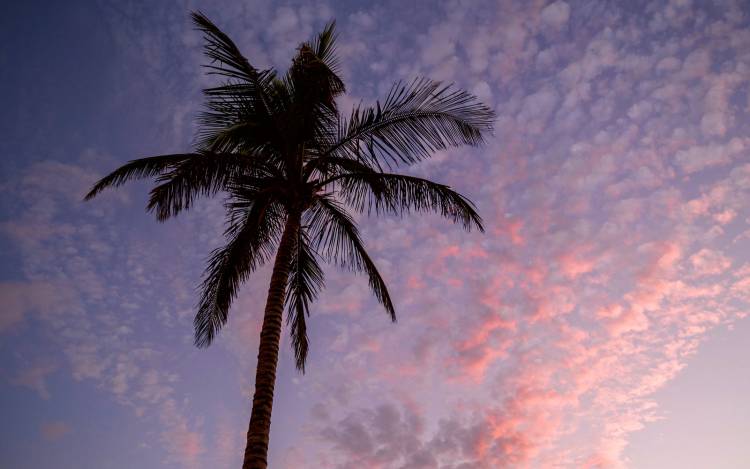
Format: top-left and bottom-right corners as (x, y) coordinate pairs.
(242, 211), (300, 469)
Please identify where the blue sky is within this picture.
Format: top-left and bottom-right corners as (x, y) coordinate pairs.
(2, 1), (750, 468)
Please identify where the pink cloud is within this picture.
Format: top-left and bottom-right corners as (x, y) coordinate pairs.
(689, 248), (732, 276)
(162, 424), (204, 467)
(494, 217), (526, 246)
(0, 281), (76, 332)
(11, 362), (57, 399)
(674, 139), (747, 174)
(558, 250), (595, 279)
(713, 208), (737, 224)
(606, 308), (649, 337)
(41, 421), (71, 441)
(160, 399), (205, 468)
(7, 2), (750, 468)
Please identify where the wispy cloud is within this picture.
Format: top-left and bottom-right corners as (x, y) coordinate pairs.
(1, 0), (749, 468)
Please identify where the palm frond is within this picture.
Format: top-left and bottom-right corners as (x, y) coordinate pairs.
(224, 173), (290, 227)
(308, 196), (395, 321)
(194, 196), (284, 347)
(304, 155), (378, 181)
(192, 11), (281, 153)
(147, 151), (278, 221)
(333, 172), (484, 231)
(84, 154), (195, 200)
(325, 78), (495, 168)
(310, 21), (340, 73)
(196, 104), (269, 153)
(196, 76), (280, 153)
(191, 11), (269, 82)
(280, 22), (345, 155)
(295, 20), (345, 100)
(285, 230), (325, 372)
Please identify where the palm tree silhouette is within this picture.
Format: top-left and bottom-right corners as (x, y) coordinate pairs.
(86, 11), (494, 469)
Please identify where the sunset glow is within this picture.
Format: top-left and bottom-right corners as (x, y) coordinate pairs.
(2, 1), (749, 468)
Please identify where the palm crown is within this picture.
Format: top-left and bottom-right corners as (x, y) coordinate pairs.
(87, 12), (493, 372)
(85, 12), (494, 467)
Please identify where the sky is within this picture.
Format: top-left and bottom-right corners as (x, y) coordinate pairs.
(1, 0), (749, 468)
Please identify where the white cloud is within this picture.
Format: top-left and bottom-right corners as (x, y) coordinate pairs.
(540, 1), (571, 28)
(700, 111), (728, 136)
(674, 138), (747, 174)
(517, 87), (559, 126)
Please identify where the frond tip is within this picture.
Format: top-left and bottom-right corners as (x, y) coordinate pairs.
(286, 231), (325, 372)
(325, 78), (495, 168)
(333, 172), (484, 232)
(308, 197), (396, 321)
(83, 154), (193, 201)
(193, 197), (284, 347)
(191, 10), (258, 81)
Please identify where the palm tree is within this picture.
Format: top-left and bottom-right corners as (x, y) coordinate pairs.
(85, 11), (494, 469)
